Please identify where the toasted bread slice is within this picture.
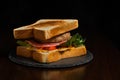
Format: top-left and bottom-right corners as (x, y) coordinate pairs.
(13, 26), (33, 39)
(13, 20), (42, 39)
(16, 46), (33, 58)
(13, 19), (78, 40)
(16, 45), (86, 63)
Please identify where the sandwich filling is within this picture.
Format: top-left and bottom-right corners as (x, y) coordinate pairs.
(16, 33), (85, 51)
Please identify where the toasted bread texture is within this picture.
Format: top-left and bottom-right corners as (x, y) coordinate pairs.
(17, 46), (33, 58)
(16, 45), (87, 63)
(13, 19), (78, 40)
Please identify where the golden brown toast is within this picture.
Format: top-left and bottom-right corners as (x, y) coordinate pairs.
(13, 19), (78, 40)
(16, 45), (86, 63)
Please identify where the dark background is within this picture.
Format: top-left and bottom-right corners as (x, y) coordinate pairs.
(0, 0), (120, 55)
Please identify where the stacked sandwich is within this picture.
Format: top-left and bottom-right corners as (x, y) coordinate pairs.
(13, 19), (87, 63)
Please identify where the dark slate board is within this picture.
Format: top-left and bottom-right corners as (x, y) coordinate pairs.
(8, 50), (93, 69)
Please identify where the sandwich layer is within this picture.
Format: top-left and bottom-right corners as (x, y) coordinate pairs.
(13, 19), (78, 40)
(16, 45), (86, 63)
(40, 32), (71, 42)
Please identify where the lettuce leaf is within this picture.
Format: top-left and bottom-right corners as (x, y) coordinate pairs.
(16, 40), (31, 47)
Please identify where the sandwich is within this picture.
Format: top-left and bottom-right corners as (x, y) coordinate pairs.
(13, 19), (87, 63)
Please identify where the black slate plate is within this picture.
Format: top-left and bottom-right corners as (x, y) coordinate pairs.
(8, 50), (93, 68)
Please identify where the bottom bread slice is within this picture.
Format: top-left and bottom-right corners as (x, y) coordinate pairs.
(16, 45), (87, 63)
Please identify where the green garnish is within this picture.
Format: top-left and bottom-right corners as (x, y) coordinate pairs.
(65, 33), (85, 47)
(16, 40), (31, 47)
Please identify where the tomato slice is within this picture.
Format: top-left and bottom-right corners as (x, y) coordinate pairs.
(43, 46), (56, 50)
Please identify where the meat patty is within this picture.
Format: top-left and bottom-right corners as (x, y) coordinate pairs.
(41, 32), (71, 43)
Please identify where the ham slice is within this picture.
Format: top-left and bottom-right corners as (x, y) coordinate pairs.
(26, 40), (67, 48)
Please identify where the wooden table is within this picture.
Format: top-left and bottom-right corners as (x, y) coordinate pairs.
(0, 26), (120, 80)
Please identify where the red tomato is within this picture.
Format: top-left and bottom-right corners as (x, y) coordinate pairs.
(44, 46), (56, 50)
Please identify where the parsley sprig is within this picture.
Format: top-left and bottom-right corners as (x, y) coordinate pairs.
(65, 33), (85, 47)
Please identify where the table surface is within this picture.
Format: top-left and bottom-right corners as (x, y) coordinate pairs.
(0, 27), (120, 80)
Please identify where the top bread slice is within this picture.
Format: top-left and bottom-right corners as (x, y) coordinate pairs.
(13, 19), (78, 40)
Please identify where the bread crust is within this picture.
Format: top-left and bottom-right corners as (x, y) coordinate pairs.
(13, 26), (33, 39)
(16, 46), (32, 58)
(13, 19), (78, 40)
(34, 19), (78, 40)
(16, 45), (86, 63)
